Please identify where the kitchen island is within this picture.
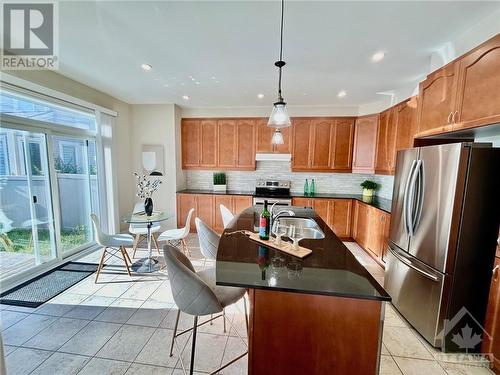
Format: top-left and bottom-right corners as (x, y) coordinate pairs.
(217, 206), (391, 375)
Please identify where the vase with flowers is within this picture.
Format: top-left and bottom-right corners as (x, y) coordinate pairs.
(134, 172), (162, 216)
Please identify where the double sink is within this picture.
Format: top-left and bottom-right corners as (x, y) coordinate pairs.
(272, 217), (325, 240)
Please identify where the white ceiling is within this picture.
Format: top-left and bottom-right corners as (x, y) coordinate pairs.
(57, 1), (499, 107)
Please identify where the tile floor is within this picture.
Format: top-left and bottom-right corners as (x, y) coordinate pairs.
(1, 235), (494, 375)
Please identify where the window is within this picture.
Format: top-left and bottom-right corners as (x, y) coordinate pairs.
(0, 90), (96, 131)
(0, 134), (9, 175)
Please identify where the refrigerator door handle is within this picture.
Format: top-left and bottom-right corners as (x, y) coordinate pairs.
(412, 160), (425, 233)
(388, 245), (439, 282)
(406, 160), (420, 237)
(403, 160), (417, 236)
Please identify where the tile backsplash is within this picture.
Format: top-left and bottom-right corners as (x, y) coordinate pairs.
(186, 161), (394, 199)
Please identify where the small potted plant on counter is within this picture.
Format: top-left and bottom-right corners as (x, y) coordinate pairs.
(360, 180), (378, 200)
(213, 172), (227, 192)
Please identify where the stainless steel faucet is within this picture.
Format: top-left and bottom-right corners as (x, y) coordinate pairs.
(270, 202), (295, 233)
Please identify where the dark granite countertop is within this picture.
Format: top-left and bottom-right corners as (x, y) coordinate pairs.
(177, 189), (392, 213)
(216, 206), (391, 301)
(291, 193), (392, 213)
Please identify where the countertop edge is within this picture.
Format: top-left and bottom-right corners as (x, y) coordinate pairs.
(176, 189), (392, 213)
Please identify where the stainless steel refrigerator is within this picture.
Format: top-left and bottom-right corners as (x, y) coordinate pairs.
(384, 142), (500, 350)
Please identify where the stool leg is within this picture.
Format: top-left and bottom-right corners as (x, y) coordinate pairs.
(190, 315), (198, 375)
(243, 295), (249, 334)
(170, 309), (181, 357)
(223, 309), (226, 333)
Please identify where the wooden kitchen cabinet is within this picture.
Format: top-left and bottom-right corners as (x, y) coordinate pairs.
(482, 257), (500, 374)
(353, 200), (390, 265)
(352, 115), (378, 174)
(292, 197), (313, 208)
(256, 118), (291, 153)
(235, 119), (256, 170)
(416, 62), (459, 137)
(291, 118), (313, 170)
(181, 119), (201, 168)
(375, 107), (398, 175)
(182, 118), (256, 170)
(199, 120), (217, 167)
(213, 194), (253, 232)
(292, 117), (354, 172)
(395, 96), (418, 152)
(176, 193), (214, 232)
(310, 118), (335, 170)
(330, 118), (355, 172)
(329, 199), (353, 239)
(312, 198), (331, 223)
(217, 119), (237, 168)
(454, 34), (500, 131)
(177, 193), (198, 231)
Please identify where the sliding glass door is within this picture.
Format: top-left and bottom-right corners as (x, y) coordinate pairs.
(52, 136), (99, 255)
(0, 127), (57, 279)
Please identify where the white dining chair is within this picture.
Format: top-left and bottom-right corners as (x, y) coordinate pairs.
(195, 217), (220, 267)
(90, 214), (134, 283)
(219, 204), (234, 229)
(158, 208), (194, 256)
(129, 202), (162, 258)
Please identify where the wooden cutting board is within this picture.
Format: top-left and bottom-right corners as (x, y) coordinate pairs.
(242, 230), (312, 258)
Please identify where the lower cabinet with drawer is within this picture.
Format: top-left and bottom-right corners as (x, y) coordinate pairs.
(352, 200), (391, 266)
(177, 193), (253, 233)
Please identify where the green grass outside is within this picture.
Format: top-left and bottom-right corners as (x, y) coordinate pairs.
(0, 226), (91, 255)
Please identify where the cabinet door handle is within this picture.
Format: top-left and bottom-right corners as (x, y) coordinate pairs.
(453, 111), (459, 123)
(447, 112), (452, 124)
(493, 265), (499, 276)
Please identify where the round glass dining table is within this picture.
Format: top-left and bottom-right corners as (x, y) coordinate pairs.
(123, 211), (173, 273)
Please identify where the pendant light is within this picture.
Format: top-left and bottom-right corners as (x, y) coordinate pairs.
(271, 128), (284, 145)
(268, 0), (291, 130)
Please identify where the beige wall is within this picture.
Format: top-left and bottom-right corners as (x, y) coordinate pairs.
(130, 104), (185, 229)
(4, 70), (134, 226)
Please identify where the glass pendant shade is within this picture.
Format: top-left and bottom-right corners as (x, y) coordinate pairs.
(271, 129), (284, 145)
(267, 102), (291, 128)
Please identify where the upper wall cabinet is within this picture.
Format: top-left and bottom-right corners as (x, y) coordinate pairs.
(416, 62), (459, 137)
(375, 108), (397, 175)
(181, 118), (256, 170)
(291, 117), (355, 172)
(395, 96), (418, 152)
(256, 118), (291, 153)
(415, 34), (500, 137)
(454, 34), (500, 131)
(352, 115), (379, 174)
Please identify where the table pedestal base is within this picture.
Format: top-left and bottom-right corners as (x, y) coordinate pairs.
(131, 257), (161, 273)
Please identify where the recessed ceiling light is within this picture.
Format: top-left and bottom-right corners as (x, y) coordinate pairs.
(195, 81), (200, 85)
(257, 93), (265, 99)
(337, 90), (347, 98)
(141, 63), (152, 71)
(371, 51), (385, 62)
(182, 95), (190, 100)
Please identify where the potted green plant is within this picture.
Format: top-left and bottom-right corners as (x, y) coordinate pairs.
(360, 180), (378, 197)
(213, 172), (227, 192)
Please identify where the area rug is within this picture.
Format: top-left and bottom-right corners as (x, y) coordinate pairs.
(0, 262), (98, 308)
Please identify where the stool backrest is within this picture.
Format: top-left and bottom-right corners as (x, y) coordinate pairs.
(163, 245), (222, 315)
(195, 217), (220, 260)
(180, 208), (195, 239)
(219, 204), (234, 229)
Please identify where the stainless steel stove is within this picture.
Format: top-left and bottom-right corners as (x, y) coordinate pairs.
(253, 179), (292, 207)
